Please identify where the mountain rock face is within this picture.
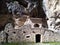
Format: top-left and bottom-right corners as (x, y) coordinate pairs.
(43, 0), (60, 31)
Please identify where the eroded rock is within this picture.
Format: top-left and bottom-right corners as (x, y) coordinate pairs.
(43, 0), (60, 31)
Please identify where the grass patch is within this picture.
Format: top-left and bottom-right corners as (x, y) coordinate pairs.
(1, 42), (34, 45)
(1, 42), (60, 45)
(43, 42), (60, 45)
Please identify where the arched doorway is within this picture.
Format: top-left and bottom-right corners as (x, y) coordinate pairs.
(35, 34), (41, 43)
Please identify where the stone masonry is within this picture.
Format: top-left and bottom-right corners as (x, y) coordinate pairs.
(0, 17), (60, 43)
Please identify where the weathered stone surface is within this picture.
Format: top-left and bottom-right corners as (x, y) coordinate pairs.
(4, 23), (14, 33)
(43, 0), (60, 31)
(0, 17), (60, 43)
(0, 31), (5, 43)
(3, 23), (60, 43)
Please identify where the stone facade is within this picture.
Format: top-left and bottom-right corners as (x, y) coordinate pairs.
(0, 17), (60, 43)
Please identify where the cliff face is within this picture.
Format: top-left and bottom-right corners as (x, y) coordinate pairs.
(43, 0), (60, 18)
(43, 0), (60, 31)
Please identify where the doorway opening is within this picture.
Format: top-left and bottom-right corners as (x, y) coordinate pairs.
(5, 33), (8, 43)
(36, 34), (41, 43)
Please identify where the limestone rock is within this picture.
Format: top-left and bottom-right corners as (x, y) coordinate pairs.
(43, 0), (60, 31)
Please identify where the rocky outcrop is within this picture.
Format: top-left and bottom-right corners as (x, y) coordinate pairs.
(43, 0), (60, 31)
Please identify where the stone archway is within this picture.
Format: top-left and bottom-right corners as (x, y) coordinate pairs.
(35, 34), (41, 43)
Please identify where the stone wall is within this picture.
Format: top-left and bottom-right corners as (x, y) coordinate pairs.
(0, 23), (60, 43)
(43, 30), (60, 42)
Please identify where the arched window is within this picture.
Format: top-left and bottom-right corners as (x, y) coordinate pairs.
(34, 24), (39, 27)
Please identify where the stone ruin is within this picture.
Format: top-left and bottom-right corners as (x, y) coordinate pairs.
(0, 0), (60, 43)
(0, 16), (60, 43)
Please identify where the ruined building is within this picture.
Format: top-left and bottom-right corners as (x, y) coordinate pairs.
(0, 0), (60, 43)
